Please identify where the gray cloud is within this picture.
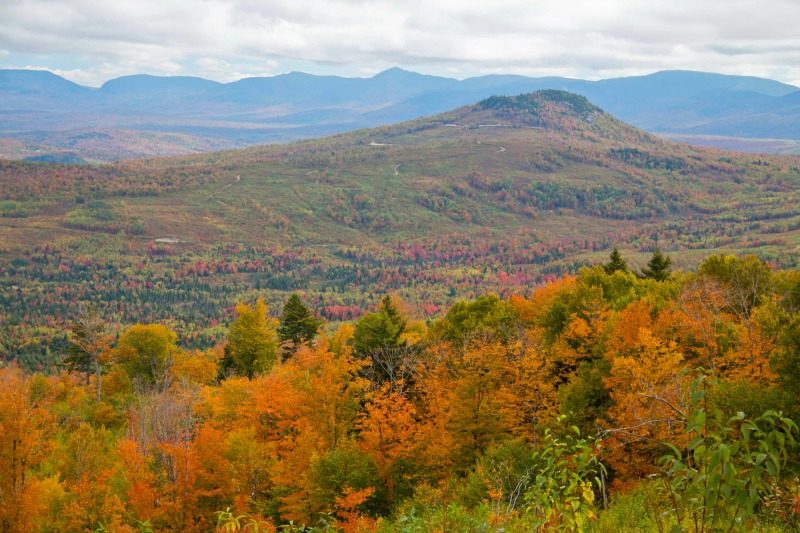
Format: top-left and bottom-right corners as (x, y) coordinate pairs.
(1, 0), (799, 86)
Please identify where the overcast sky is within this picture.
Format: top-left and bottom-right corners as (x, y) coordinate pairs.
(1, 0), (799, 87)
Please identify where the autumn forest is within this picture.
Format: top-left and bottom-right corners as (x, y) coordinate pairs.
(2, 249), (800, 532)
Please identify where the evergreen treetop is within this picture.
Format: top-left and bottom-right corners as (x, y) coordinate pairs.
(642, 249), (672, 281)
(278, 294), (322, 355)
(352, 295), (407, 358)
(603, 247), (628, 274)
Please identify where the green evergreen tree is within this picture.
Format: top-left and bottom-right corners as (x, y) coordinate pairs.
(603, 247), (628, 274)
(641, 249), (672, 281)
(352, 295), (406, 359)
(278, 294), (323, 357)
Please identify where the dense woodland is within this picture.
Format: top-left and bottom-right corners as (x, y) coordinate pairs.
(0, 234), (607, 368)
(1, 251), (800, 532)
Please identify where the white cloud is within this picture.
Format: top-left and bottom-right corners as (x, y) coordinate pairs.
(0, 0), (799, 86)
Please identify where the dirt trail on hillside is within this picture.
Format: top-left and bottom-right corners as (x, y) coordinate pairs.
(206, 174), (241, 201)
(221, 174), (241, 190)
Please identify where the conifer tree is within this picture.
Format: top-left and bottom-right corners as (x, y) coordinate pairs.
(603, 247), (628, 274)
(278, 294), (323, 357)
(642, 249), (672, 281)
(352, 296), (407, 359)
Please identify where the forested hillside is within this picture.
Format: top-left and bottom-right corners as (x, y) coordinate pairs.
(1, 252), (799, 531)
(2, 91), (800, 367)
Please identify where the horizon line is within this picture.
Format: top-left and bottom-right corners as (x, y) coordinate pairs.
(2, 65), (798, 90)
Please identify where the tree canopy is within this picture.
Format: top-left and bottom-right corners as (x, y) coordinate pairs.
(116, 323), (177, 388)
(221, 298), (278, 378)
(0, 253), (799, 532)
(277, 294), (323, 356)
(352, 296), (407, 359)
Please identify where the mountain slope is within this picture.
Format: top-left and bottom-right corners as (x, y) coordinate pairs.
(3, 89), (800, 361)
(2, 90), (797, 249)
(1, 68), (799, 161)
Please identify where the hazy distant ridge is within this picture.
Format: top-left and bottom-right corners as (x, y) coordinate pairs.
(2, 67), (799, 160)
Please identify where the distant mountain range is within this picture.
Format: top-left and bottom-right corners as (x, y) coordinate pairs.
(2, 67), (800, 161)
